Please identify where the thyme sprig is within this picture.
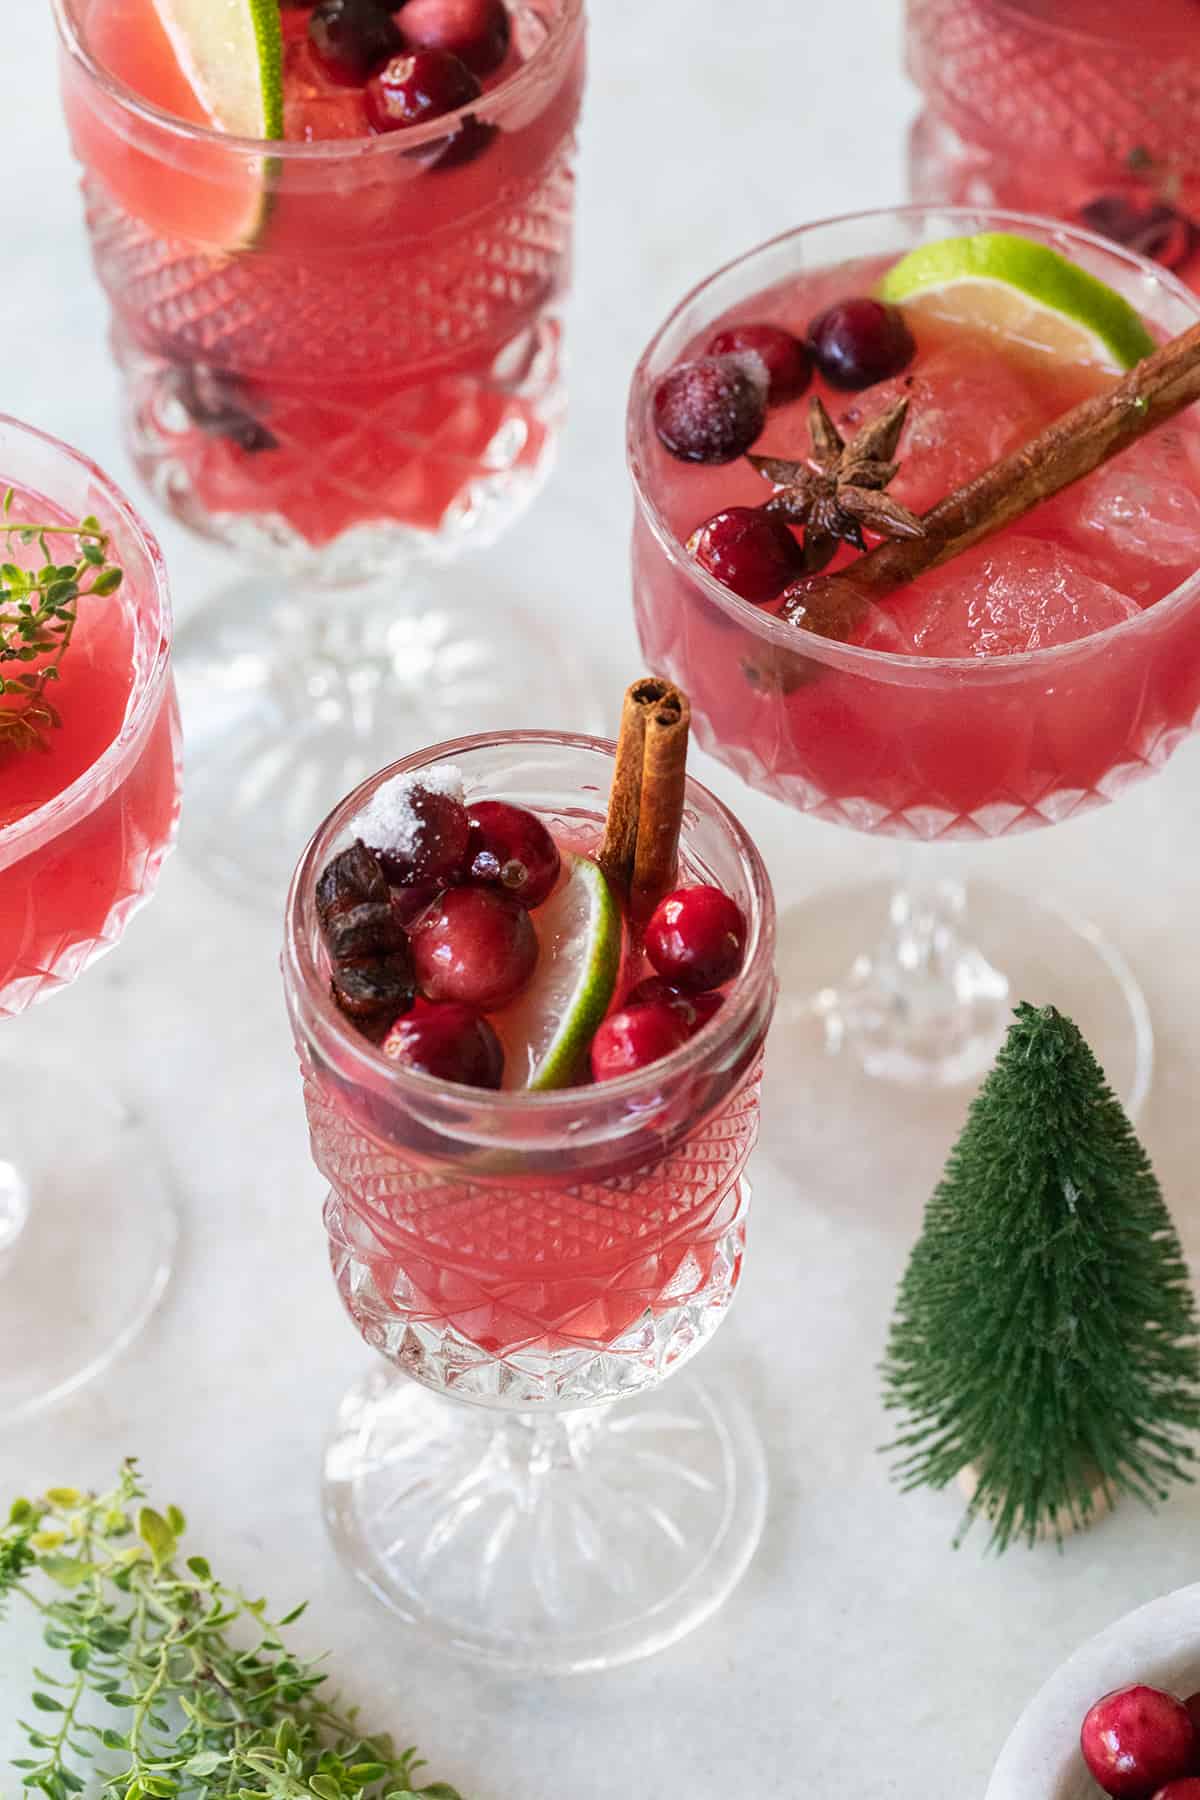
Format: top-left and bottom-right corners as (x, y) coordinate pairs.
(0, 490), (124, 754)
(1, 1464), (462, 1800)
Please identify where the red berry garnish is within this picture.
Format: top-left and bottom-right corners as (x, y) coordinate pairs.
(1081, 1686), (1198, 1799)
(806, 297), (916, 390)
(365, 48), (482, 131)
(1151, 1783), (1200, 1799)
(396, 0), (511, 76)
(645, 886), (746, 993)
(653, 355), (768, 464)
(410, 886), (537, 1010)
(590, 1002), (690, 1083)
(706, 323), (810, 406)
(382, 997), (504, 1088)
(686, 506), (802, 604)
(466, 800), (560, 908)
(309, 0), (403, 84)
(356, 774), (471, 887)
(625, 975), (724, 1036)
(1184, 1693), (1200, 1740)
(1079, 195), (1199, 274)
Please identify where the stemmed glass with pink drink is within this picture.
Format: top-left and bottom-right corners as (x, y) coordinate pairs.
(0, 414), (181, 1425)
(628, 205), (1200, 1117)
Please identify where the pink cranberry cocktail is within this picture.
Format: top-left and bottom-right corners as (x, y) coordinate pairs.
(906, 0), (1200, 292)
(284, 731), (776, 1671)
(629, 206), (1200, 1103)
(52, 0), (589, 909)
(0, 414), (181, 1425)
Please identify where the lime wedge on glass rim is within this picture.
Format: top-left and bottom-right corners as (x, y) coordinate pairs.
(878, 233), (1156, 372)
(500, 854), (622, 1091)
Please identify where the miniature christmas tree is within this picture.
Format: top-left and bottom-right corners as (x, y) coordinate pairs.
(883, 1002), (1200, 1551)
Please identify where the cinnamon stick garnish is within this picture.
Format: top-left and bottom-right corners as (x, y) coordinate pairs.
(599, 677), (691, 918)
(783, 318), (1200, 636)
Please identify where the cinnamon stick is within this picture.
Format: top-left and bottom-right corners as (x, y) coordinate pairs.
(784, 318), (1200, 635)
(599, 677), (691, 917)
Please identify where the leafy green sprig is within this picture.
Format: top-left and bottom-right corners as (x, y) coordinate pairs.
(0, 490), (124, 754)
(0, 1464), (462, 1800)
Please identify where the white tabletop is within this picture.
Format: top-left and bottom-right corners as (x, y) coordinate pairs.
(8, 2), (1200, 1794)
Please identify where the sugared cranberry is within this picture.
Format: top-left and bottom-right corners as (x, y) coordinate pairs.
(687, 506), (802, 604)
(359, 777), (471, 887)
(1081, 1686), (1198, 1799)
(309, 0), (403, 84)
(365, 48), (481, 131)
(625, 975), (725, 1036)
(706, 323), (810, 406)
(382, 997), (504, 1089)
(653, 355), (768, 464)
(466, 801), (560, 908)
(1079, 195), (1199, 274)
(1151, 1784), (1200, 1799)
(411, 886), (537, 1009)
(590, 1002), (690, 1083)
(396, 0), (510, 76)
(806, 297), (916, 390)
(645, 886), (746, 993)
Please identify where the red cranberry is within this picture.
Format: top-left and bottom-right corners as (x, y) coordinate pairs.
(1079, 195), (1199, 274)
(1081, 1686), (1198, 1799)
(410, 886), (537, 1010)
(359, 778), (470, 887)
(309, 0), (403, 84)
(466, 801), (560, 908)
(420, 113), (497, 168)
(687, 506), (802, 604)
(389, 881), (440, 928)
(645, 886), (747, 993)
(653, 356), (768, 464)
(382, 997), (504, 1089)
(807, 297), (916, 390)
(625, 975), (724, 1035)
(396, 0), (510, 76)
(365, 48), (481, 131)
(1184, 1693), (1200, 1739)
(706, 323), (810, 406)
(590, 1002), (690, 1083)
(1151, 1784), (1200, 1799)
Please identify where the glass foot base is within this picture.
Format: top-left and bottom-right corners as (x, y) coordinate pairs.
(323, 1365), (768, 1673)
(774, 877), (1151, 1114)
(174, 574), (607, 912)
(0, 1060), (176, 1427)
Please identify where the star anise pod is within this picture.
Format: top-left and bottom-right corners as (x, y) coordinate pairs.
(746, 395), (926, 574)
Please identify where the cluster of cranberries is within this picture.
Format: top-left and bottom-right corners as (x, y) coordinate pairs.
(1079, 194), (1199, 277)
(653, 293), (916, 608)
(293, 0), (510, 158)
(1080, 1683), (1200, 1797)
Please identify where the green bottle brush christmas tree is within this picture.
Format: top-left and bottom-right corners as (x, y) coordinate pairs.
(883, 1002), (1200, 1551)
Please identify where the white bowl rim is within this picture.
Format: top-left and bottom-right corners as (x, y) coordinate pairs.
(987, 1582), (1200, 1799)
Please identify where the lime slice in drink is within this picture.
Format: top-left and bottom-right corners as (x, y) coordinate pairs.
(501, 855), (622, 1091)
(879, 233), (1156, 371)
(151, 0), (283, 139)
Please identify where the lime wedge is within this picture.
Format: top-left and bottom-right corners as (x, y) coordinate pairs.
(501, 855), (621, 1091)
(152, 0), (283, 139)
(879, 233), (1156, 372)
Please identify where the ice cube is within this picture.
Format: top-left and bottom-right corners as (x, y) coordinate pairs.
(889, 536), (1142, 658)
(1050, 425), (1200, 581)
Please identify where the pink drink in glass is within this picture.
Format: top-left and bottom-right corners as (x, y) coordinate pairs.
(907, 0), (1200, 291)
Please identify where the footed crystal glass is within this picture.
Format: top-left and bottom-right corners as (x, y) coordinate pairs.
(628, 205), (1200, 1117)
(0, 415), (181, 1425)
(52, 0), (591, 909)
(283, 732), (777, 1671)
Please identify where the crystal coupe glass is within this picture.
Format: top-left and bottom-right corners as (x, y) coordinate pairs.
(283, 732), (777, 1671)
(0, 415), (181, 1425)
(52, 0), (589, 908)
(628, 205), (1200, 1113)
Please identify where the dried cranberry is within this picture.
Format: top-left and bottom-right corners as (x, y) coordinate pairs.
(365, 47), (482, 131)
(309, 0), (404, 83)
(706, 323), (810, 405)
(653, 356), (768, 464)
(316, 842), (389, 931)
(382, 997), (504, 1088)
(806, 298), (916, 390)
(331, 945), (416, 1028)
(687, 506), (802, 604)
(396, 0), (510, 76)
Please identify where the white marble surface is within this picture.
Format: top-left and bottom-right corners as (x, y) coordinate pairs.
(9, 2), (1200, 1795)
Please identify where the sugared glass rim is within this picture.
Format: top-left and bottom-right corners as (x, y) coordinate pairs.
(283, 729), (777, 1118)
(627, 202), (1200, 680)
(0, 415), (173, 866)
(50, 0), (584, 163)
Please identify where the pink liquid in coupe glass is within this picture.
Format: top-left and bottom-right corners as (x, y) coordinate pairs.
(634, 256), (1200, 837)
(0, 483), (180, 1016)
